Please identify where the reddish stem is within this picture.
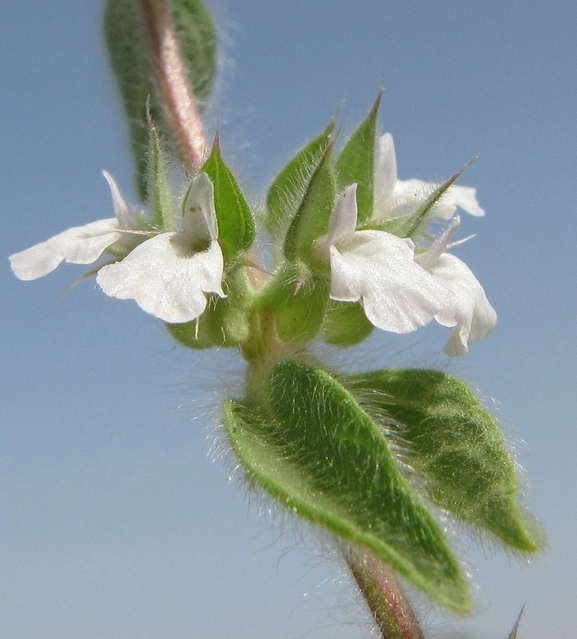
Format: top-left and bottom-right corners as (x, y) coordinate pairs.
(346, 548), (424, 639)
(139, 0), (208, 172)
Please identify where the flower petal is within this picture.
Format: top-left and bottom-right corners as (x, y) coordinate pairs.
(327, 184), (358, 245)
(102, 170), (136, 230)
(447, 185), (485, 217)
(374, 133), (397, 206)
(330, 230), (456, 334)
(182, 172), (218, 242)
(432, 185), (485, 220)
(96, 233), (225, 323)
(389, 178), (438, 220)
(9, 219), (122, 281)
(428, 252), (496, 356)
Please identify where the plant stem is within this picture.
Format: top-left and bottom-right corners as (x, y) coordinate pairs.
(346, 547), (424, 639)
(139, 0), (208, 172)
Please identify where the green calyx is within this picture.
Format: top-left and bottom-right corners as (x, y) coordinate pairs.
(259, 262), (329, 345)
(283, 144), (336, 268)
(265, 120), (335, 244)
(167, 268), (253, 349)
(320, 300), (374, 346)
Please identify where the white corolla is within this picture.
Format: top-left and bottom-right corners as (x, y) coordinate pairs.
(10, 171), (225, 324)
(316, 184), (457, 334)
(373, 132), (485, 222)
(415, 218), (497, 356)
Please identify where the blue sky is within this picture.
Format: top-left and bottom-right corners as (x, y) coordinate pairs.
(1, 1), (576, 638)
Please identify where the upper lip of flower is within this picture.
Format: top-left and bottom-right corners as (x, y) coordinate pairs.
(372, 132), (485, 224)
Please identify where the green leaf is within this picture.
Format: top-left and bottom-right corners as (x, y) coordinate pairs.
(336, 93), (381, 226)
(104, 0), (157, 199)
(265, 121), (334, 242)
(202, 136), (256, 263)
(224, 361), (470, 612)
(320, 301), (374, 347)
(344, 369), (541, 552)
(283, 146), (336, 268)
(104, 0), (217, 200)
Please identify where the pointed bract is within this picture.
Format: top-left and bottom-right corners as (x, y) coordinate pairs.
(202, 135), (256, 262)
(335, 93), (380, 225)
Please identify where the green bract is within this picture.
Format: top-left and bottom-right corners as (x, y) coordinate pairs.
(202, 136), (256, 264)
(335, 93), (381, 225)
(320, 300), (374, 346)
(260, 263), (329, 344)
(266, 121), (334, 243)
(167, 269), (253, 349)
(383, 169), (465, 239)
(283, 145), (336, 268)
(225, 360), (471, 613)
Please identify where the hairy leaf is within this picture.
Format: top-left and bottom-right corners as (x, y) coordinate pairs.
(345, 369), (541, 552)
(224, 361), (470, 612)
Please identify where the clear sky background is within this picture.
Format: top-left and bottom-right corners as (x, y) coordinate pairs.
(1, 1), (576, 638)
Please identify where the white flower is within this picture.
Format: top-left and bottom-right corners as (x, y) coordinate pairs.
(10, 171), (226, 324)
(9, 171), (146, 281)
(96, 172), (225, 323)
(317, 184), (456, 334)
(415, 218), (497, 356)
(373, 133), (485, 222)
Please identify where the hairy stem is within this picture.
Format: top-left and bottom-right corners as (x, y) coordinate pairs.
(346, 547), (424, 639)
(139, 0), (208, 172)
